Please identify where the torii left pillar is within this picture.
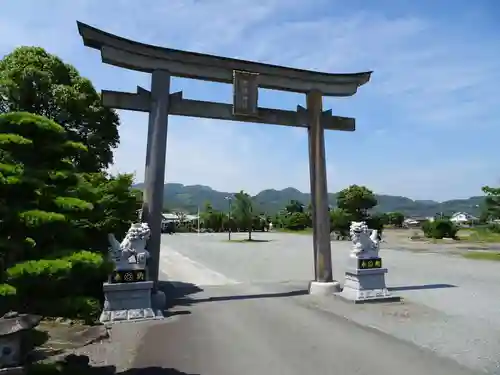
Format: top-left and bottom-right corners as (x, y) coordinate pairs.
(307, 89), (341, 295)
(141, 70), (171, 310)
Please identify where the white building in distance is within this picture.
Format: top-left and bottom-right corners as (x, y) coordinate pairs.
(450, 212), (479, 225)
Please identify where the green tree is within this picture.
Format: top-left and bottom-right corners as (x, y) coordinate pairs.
(284, 212), (310, 231)
(336, 185), (377, 221)
(285, 200), (304, 214)
(0, 47), (120, 172)
(366, 214), (385, 237)
(386, 212), (405, 227)
(329, 208), (352, 238)
(73, 172), (142, 252)
(233, 191), (255, 240)
(481, 186), (500, 221)
(0, 112), (137, 320)
(0, 112), (90, 267)
(422, 219), (458, 239)
(201, 202), (227, 232)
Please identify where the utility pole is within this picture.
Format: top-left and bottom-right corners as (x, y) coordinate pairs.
(226, 195), (233, 240)
(197, 206), (200, 234)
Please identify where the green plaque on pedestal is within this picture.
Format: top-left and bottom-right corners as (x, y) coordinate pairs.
(111, 269), (146, 283)
(357, 258), (382, 270)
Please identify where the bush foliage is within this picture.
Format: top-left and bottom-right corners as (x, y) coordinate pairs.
(0, 112), (140, 320)
(422, 219), (458, 239)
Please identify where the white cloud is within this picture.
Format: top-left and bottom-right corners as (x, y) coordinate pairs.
(1, 0), (498, 200)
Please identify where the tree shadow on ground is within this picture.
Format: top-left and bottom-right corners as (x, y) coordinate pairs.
(223, 239), (272, 243)
(122, 368), (198, 375)
(28, 354), (199, 375)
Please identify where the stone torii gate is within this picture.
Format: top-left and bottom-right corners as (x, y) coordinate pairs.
(77, 21), (372, 301)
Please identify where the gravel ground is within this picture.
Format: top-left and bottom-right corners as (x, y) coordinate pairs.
(158, 232), (500, 373)
(47, 320), (163, 372)
(131, 281), (484, 375)
(60, 231), (500, 373)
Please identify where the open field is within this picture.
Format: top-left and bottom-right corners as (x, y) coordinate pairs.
(275, 227), (500, 254)
(379, 228), (500, 254)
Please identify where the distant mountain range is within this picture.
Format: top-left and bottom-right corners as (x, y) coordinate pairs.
(133, 183), (485, 217)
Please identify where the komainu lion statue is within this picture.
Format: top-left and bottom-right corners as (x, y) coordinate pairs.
(349, 221), (380, 259)
(108, 222), (151, 266)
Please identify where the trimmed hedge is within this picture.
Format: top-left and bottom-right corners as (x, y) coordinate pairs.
(7, 250), (112, 299)
(4, 251), (112, 320)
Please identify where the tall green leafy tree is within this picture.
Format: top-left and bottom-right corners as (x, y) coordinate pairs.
(386, 212), (405, 227)
(74, 172), (142, 252)
(199, 202), (228, 232)
(481, 186), (500, 221)
(336, 185), (377, 221)
(285, 200), (305, 214)
(0, 46), (120, 172)
(233, 191), (255, 240)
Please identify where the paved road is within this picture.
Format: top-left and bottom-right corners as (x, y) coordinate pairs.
(130, 232), (500, 374)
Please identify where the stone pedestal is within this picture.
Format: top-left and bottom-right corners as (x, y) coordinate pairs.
(99, 281), (163, 323)
(336, 257), (400, 303)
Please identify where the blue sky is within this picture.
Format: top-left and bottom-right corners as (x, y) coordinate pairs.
(1, 0), (499, 201)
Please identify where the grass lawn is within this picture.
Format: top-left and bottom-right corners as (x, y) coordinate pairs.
(458, 228), (500, 243)
(462, 251), (500, 261)
(223, 238), (272, 243)
(276, 228), (313, 235)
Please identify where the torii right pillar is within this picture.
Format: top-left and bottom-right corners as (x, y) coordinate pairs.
(307, 89), (340, 295)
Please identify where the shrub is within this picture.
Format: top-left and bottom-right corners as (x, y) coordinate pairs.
(25, 362), (62, 375)
(3, 256), (103, 321)
(284, 212), (310, 231)
(422, 219), (458, 239)
(487, 224), (500, 233)
(329, 208), (351, 237)
(366, 214), (385, 237)
(50, 297), (101, 325)
(6, 251), (112, 304)
(0, 283), (17, 314)
(7, 259), (71, 300)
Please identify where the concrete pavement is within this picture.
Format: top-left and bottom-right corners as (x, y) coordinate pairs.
(133, 282), (484, 375)
(129, 232), (500, 374)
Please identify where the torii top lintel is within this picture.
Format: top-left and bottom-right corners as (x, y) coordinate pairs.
(77, 22), (372, 97)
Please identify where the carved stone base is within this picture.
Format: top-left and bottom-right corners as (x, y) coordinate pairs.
(336, 266), (401, 304)
(100, 281), (163, 323)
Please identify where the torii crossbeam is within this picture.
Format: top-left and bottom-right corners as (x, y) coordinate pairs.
(77, 21), (372, 304)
